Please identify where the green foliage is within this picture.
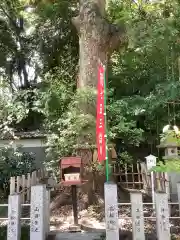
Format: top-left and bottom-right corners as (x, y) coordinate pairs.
(160, 130), (180, 145)
(117, 151), (134, 164)
(152, 159), (180, 172)
(3, 0), (180, 171)
(44, 86), (97, 173)
(0, 146), (36, 197)
(0, 226), (29, 240)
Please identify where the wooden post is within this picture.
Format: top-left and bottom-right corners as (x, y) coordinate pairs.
(165, 173), (170, 201)
(31, 171), (37, 186)
(177, 182), (180, 216)
(45, 189), (50, 235)
(104, 182), (119, 240)
(22, 175), (26, 203)
(155, 192), (170, 240)
(10, 177), (15, 195)
(137, 162), (141, 189)
(125, 164), (128, 188)
(7, 194), (21, 240)
(30, 185), (46, 240)
(16, 176), (21, 193)
(71, 185), (78, 225)
(140, 163), (148, 193)
(27, 173), (31, 201)
(130, 191), (145, 240)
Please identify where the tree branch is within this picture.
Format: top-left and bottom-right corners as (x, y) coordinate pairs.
(72, 16), (80, 33)
(108, 24), (128, 53)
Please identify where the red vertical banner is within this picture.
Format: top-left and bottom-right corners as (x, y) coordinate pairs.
(96, 63), (106, 162)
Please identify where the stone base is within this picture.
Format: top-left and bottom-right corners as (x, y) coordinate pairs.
(69, 225), (81, 232)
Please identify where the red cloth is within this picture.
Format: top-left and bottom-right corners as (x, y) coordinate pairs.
(96, 63), (106, 162)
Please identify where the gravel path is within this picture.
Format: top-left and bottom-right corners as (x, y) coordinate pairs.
(48, 232), (103, 240)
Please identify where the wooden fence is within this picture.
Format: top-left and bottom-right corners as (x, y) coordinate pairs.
(112, 162), (170, 196)
(10, 169), (48, 203)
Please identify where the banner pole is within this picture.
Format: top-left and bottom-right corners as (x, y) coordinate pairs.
(103, 64), (109, 182)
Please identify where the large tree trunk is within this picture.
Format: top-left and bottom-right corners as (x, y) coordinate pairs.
(72, 0), (127, 204)
(73, 0), (127, 88)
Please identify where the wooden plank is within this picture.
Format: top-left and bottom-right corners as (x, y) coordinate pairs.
(113, 172), (140, 176)
(161, 173), (165, 190)
(165, 173), (170, 201)
(177, 182), (180, 216)
(27, 173), (31, 201)
(155, 192), (170, 240)
(137, 162), (141, 189)
(117, 182), (143, 185)
(22, 175), (26, 203)
(130, 191), (145, 240)
(131, 165), (135, 188)
(10, 177), (16, 195)
(31, 171), (37, 186)
(140, 163), (148, 193)
(16, 176), (21, 194)
(156, 172), (161, 191)
(45, 190), (50, 235)
(125, 164), (128, 188)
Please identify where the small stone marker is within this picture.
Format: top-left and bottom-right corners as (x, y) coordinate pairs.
(104, 182), (119, 240)
(130, 192), (145, 240)
(155, 192), (170, 240)
(30, 185), (46, 240)
(7, 194), (21, 240)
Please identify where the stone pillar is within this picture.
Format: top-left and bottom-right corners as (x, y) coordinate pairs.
(155, 192), (170, 240)
(30, 185), (46, 240)
(104, 182), (119, 240)
(7, 194), (21, 240)
(130, 192), (145, 240)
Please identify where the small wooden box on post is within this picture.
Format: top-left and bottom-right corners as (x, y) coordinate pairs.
(60, 156), (84, 185)
(60, 156), (87, 231)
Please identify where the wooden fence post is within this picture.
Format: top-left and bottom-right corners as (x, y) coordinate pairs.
(30, 185), (46, 240)
(27, 173), (31, 201)
(45, 189), (50, 235)
(155, 192), (170, 240)
(7, 193), (21, 240)
(10, 177), (15, 195)
(177, 182), (180, 216)
(130, 191), (145, 240)
(104, 182), (119, 240)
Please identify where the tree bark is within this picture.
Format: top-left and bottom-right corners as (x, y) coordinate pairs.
(72, 0), (127, 88)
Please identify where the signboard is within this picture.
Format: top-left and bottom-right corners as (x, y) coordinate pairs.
(104, 182), (119, 240)
(145, 154), (157, 171)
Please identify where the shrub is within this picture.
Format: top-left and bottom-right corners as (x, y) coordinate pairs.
(0, 146), (36, 198)
(0, 226), (29, 240)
